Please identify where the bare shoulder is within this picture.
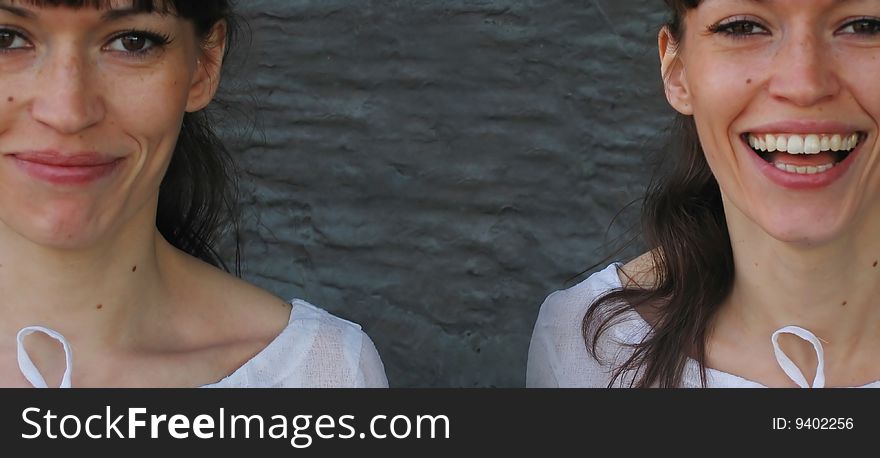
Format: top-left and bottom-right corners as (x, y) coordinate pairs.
(617, 251), (659, 290)
(618, 251), (663, 326)
(115, 244), (301, 386)
(163, 248), (293, 352)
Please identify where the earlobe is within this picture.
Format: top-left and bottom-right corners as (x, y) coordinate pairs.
(185, 22), (227, 113)
(658, 27), (693, 116)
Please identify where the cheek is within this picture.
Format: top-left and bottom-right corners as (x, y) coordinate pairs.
(116, 73), (189, 120)
(106, 70), (190, 149)
(689, 57), (761, 127)
(98, 69), (191, 207)
(843, 58), (880, 123)
(686, 55), (768, 177)
(835, 49), (880, 189)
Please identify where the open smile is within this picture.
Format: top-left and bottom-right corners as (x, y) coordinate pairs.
(742, 132), (865, 175)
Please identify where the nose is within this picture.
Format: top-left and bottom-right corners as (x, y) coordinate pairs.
(30, 46), (105, 134)
(767, 29), (841, 107)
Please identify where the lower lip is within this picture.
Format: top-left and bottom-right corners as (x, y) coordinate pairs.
(11, 157), (123, 185)
(743, 137), (860, 190)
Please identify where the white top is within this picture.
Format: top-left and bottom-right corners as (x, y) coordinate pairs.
(527, 262), (880, 388)
(17, 299), (389, 388)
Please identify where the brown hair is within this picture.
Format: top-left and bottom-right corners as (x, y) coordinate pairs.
(581, 0), (735, 387)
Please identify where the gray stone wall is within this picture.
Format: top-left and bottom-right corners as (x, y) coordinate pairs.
(217, 0), (674, 387)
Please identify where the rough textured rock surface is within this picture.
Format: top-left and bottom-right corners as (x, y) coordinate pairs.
(216, 0), (674, 387)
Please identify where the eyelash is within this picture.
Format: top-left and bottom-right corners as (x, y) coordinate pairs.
(105, 29), (173, 58)
(707, 16), (880, 39)
(0, 27), (33, 53)
(0, 27), (172, 58)
(839, 17), (880, 36)
(707, 18), (768, 39)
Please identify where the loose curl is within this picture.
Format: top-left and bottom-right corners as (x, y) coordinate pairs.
(581, 0), (735, 387)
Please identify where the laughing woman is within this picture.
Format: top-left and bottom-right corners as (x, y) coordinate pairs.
(527, 0), (880, 388)
(0, 0), (387, 388)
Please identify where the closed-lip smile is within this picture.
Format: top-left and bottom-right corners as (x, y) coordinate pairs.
(9, 151), (123, 185)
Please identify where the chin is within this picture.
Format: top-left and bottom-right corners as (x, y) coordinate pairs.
(756, 208), (849, 247)
(7, 207), (105, 250)
(765, 229), (840, 246)
(22, 226), (102, 250)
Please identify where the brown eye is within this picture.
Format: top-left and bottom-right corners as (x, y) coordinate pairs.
(844, 19), (880, 35)
(710, 19), (769, 38)
(0, 31), (14, 48)
(729, 22), (756, 35)
(107, 31), (169, 55)
(120, 35), (147, 52)
(0, 30), (27, 50)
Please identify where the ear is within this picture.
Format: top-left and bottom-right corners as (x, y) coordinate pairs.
(659, 26), (693, 116)
(185, 21), (227, 113)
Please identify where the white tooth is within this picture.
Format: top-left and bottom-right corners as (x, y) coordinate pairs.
(758, 138), (767, 151)
(776, 135), (788, 152)
(820, 136), (830, 151)
(830, 134), (842, 151)
(804, 134), (820, 154)
(785, 164), (798, 173)
(765, 134), (777, 152)
(787, 135), (805, 154)
(749, 135), (757, 148)
(816, 164), (830, 172)
(850, 133), (859, 150)
(805, 166), (818, 174)
(775, 162), (787, 171)
(796, 166), (807, 174)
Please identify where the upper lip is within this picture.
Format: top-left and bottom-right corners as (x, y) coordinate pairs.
(744, 120), (866, 135)
(10, 151), (120, 166)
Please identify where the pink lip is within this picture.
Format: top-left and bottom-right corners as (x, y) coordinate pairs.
(740, 136), (861, 190)
(745, 120), (863, 135)
(10, 151), (123, 185)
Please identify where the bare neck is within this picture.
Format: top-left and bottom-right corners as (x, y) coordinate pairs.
(0, 219), (175, 352)
(715, 200), (880, 384)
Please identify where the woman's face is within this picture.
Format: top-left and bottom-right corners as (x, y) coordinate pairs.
(662, 0), (880, 245)
(0, 0), (222, 249)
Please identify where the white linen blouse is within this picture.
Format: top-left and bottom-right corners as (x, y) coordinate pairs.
(527, 262), (880, 388)
(17, 299), (389, 388)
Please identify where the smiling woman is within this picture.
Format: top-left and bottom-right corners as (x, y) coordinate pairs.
(527, 0), (880, 388)
(0, 0), (388, 388)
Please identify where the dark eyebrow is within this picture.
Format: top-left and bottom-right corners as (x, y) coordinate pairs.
(101, 8), (156, 23)
(0, 4), (36, 18)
